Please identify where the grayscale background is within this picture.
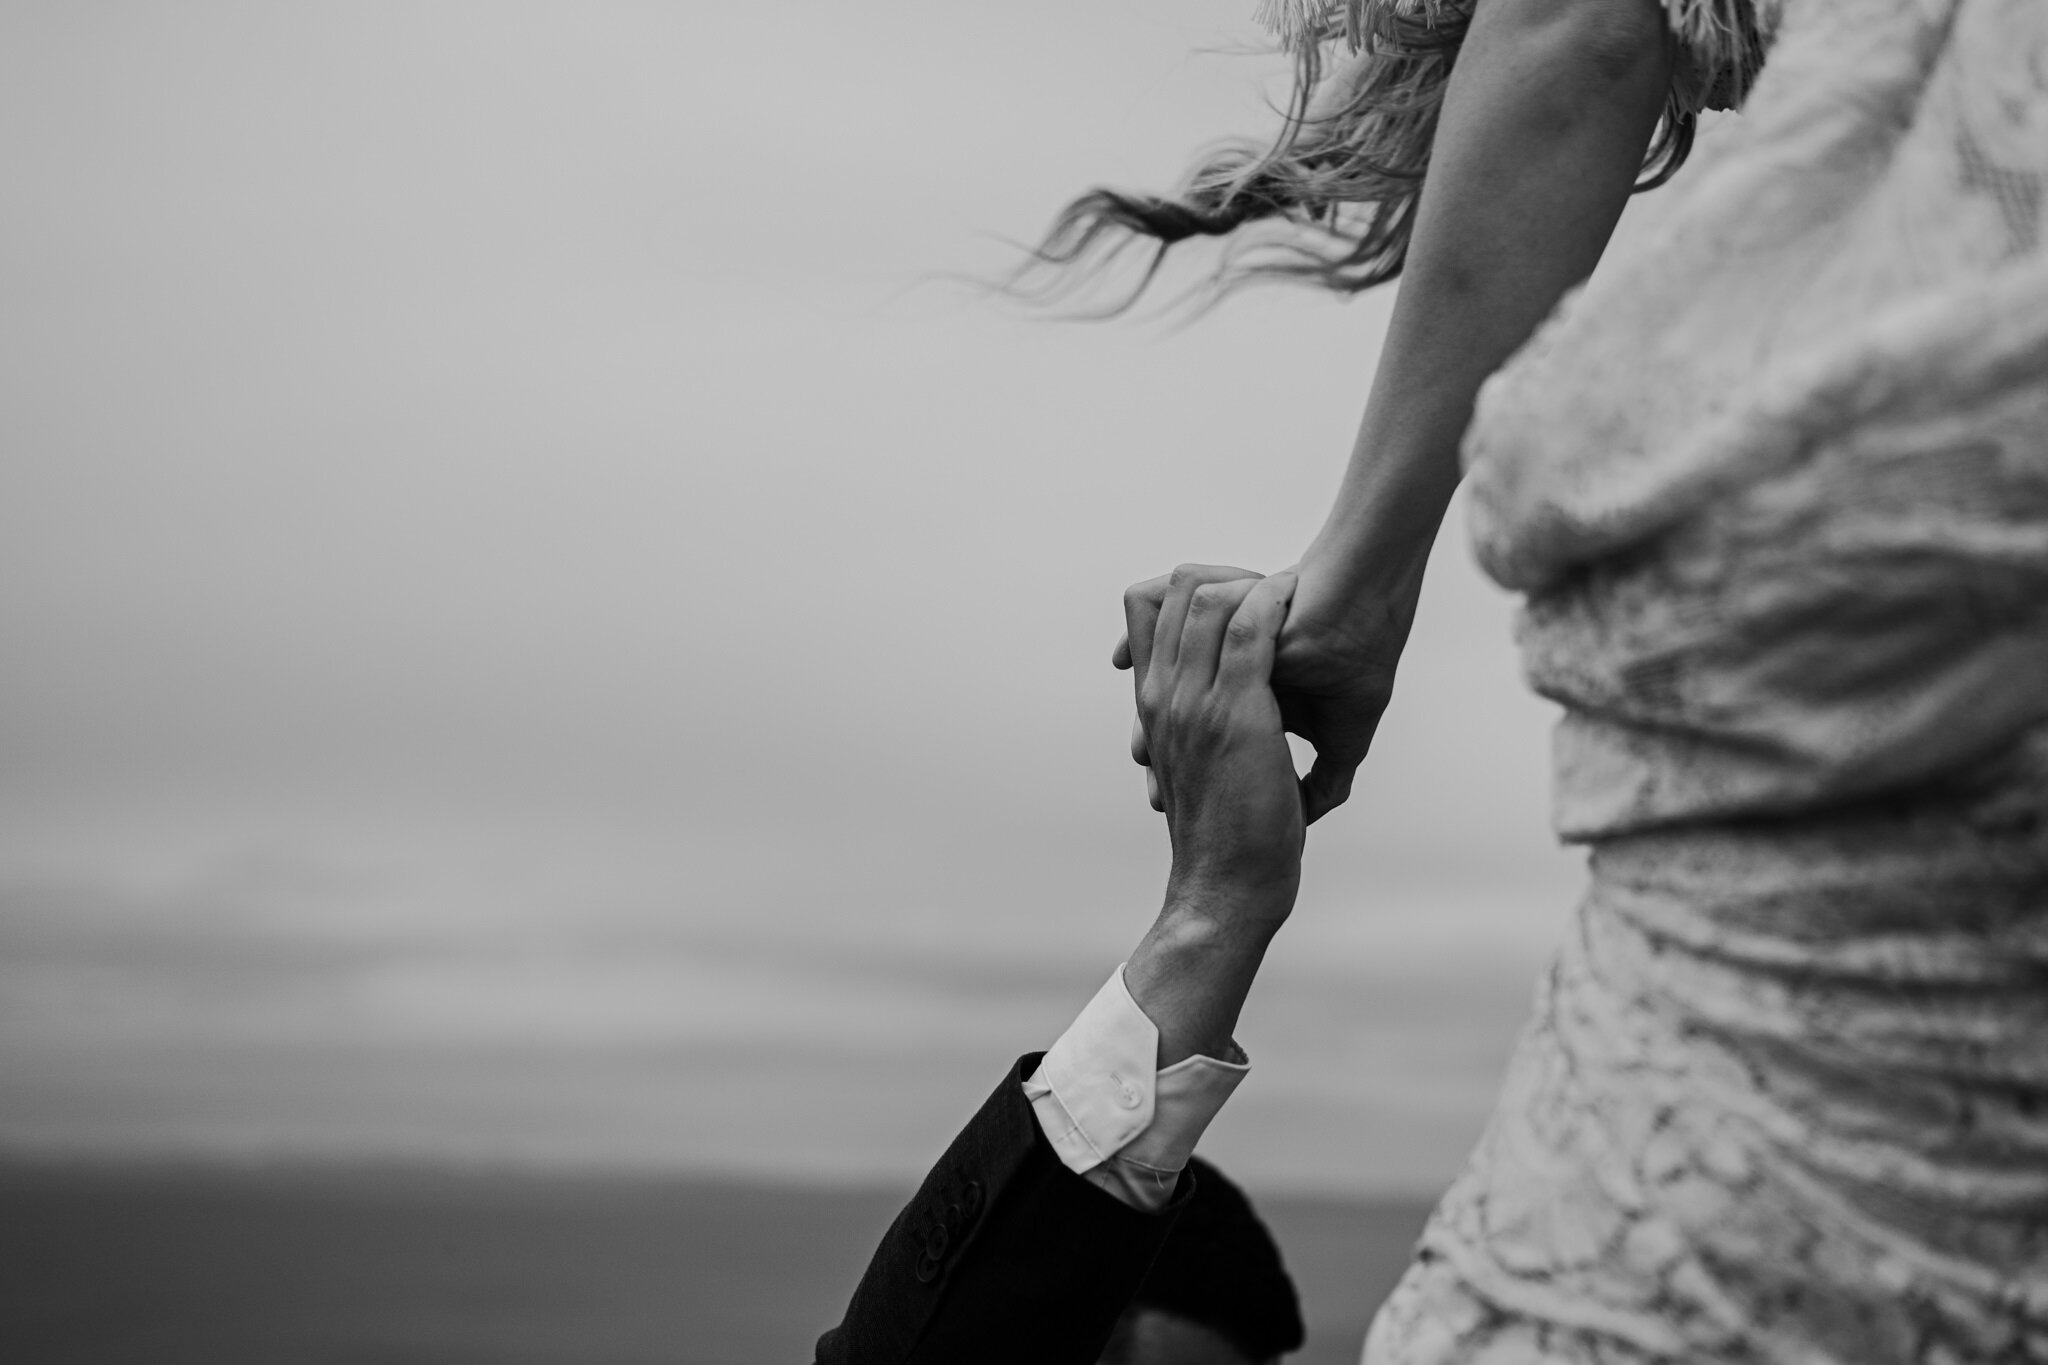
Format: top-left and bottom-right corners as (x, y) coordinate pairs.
(0, 3), (1597, 1358)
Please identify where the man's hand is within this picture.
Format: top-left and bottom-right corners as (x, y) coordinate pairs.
(1120, 567), (1304, 1067)
(1117, 562), (1403, 825)
(1138, 569), (1305, 919)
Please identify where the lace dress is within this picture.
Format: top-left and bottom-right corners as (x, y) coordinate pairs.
(1357, 0), (2048, 1360)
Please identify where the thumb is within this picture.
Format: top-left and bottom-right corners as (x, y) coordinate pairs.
(1299, 753), (1361, 826)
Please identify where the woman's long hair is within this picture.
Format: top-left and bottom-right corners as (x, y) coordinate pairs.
(1013, 6), (1697, 313)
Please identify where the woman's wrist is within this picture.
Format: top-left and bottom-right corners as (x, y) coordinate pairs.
(1299, 533), (1429, 604)
(1300, 429), (1459, 614)
(1292, 532), (1431, 654)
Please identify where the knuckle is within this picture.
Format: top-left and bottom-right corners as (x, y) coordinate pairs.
(1159, 692), (1191, 733)
(1169, 563), (1205, 588)
(1188, 583), (1226, 614)
(1166, 689), (1229, 735)
(1225, 614), (1262, 648)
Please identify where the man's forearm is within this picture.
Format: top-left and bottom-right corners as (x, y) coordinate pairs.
(1123, 892), (1288, 1069)
(1300, 0), (1673, 609)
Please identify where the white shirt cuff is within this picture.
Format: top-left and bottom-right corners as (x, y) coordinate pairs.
(1021, 965), (1249, 1211)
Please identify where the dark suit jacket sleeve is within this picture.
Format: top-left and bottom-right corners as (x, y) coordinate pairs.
(814, 1052), (1193, 1365)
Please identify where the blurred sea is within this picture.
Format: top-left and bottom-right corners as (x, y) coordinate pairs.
(0, 1160), (1430, 1365)
(0, 801), (1571, 1197)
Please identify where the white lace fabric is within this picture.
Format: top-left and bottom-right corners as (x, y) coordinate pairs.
(1367, 1), (2048, 1360)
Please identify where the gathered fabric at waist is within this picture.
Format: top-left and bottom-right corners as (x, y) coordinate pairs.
(1577, 752), (2048, 1256)
(1363, 743), (2048, 1364)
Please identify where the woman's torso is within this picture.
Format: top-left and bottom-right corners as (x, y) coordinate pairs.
(1366, 0), (2048, 1358)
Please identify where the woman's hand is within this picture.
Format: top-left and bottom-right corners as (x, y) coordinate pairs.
(1271, 549), (1424, 821)
(1117, 560), (1421, 824)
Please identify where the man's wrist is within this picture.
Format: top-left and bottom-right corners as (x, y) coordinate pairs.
(1158, 875), (1297, 936)
(1124, 897), (1289, 1069)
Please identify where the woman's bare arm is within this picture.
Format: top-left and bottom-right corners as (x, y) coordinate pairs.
(1281, 0), (1675, 818)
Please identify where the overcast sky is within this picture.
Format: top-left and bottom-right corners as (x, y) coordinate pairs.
(0, 2), (1592, 1193)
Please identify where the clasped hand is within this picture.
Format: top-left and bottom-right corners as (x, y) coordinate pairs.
(1120, 563), (1404, 827)
(1133, 569), (1306, 924)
